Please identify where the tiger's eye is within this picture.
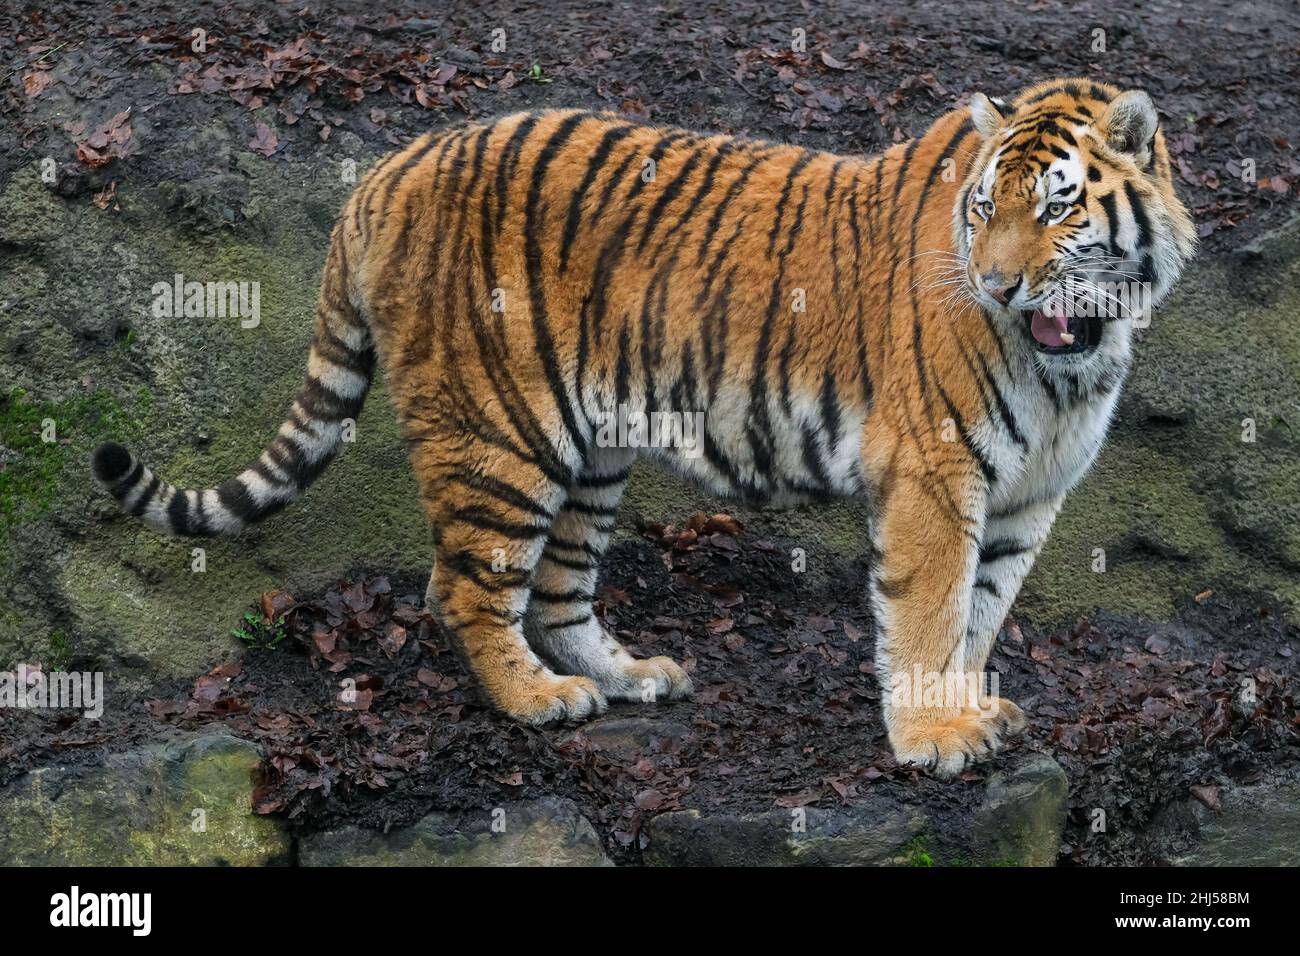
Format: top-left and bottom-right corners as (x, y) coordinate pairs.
(1046, 201), (1068, 219)
(978, 199), (995, 220)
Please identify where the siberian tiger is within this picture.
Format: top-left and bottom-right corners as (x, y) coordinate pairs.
(94, 77), (1195, 776)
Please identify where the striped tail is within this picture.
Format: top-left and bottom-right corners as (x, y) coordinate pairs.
(92, 225), (374, 537)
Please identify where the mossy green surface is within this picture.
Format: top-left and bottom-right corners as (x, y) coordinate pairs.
(0, 150), (426, 680)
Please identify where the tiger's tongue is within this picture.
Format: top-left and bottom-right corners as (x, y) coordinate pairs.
(1030, 308), (1070, 347)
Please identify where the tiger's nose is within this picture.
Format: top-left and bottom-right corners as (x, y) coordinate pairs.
(980, 272), (1022, 306)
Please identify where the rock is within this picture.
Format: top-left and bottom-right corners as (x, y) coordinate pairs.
(1168, 781), (1300, 866)
(971, 754), (1068, 866)
(299, 797), (610, 867)
(0, 731), (290, 866)
(576, 716), (690, 758)
(643, 796), (926, 866)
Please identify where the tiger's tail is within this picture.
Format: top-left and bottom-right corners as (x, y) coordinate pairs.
(92, 219), (374, 537)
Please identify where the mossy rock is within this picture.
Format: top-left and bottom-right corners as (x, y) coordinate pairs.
(0, 731), (290, 866)
(298, 797), (610, 866)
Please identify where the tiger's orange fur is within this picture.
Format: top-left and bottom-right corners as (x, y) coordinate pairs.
(94, 78), (1195, 775)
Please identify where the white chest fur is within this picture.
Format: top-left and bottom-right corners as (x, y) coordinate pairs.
(984, 368), (1122, 516)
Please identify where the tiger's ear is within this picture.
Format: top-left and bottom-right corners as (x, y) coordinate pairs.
(969, 93), (1005, 139)
(1099, 89), (1158, 161)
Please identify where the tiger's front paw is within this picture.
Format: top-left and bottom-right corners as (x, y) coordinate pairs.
(888, 698), (1026, 779)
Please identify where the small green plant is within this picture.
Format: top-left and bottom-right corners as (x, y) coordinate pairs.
(47, 630), (73, 670)
(526, 63), (552, 84)
(231, 611), (287, 651)
(903, 836), (934, 867)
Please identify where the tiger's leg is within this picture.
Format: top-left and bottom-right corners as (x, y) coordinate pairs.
(870, 464), (1021, 778)
(421, 448), (607, 726)
(964, 497), (1064, 680)
(524, 451), (692, 702)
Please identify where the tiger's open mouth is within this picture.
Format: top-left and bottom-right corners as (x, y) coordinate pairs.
(1023, 309), (1102, 355)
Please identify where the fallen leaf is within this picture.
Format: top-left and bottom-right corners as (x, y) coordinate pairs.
(248, 121), (279, 156)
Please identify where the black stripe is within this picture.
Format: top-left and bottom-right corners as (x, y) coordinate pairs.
(563, 500), (619, 518)
(1096, 190), (1124, 256)
(441, 549), (531, 593)
(216, 476), (269, 523)
(819, 369), (842, 455)
(1123, 180), (1150, 250)
(493, 113), (543, 236)
(545, 536), (602, 558)
(531, 587), (594, 604)
(110, 460), (144, 498)
(559, 123), (635, 273)
(973, 349), (1028, 450)
(298, 375), (365, 422)
(129, 475), (162, 517)
(937, 383), (997, 485)
(979, 538), (1029, 563)
(446, 506), (549, 540)
(637, 142), (707, 254)
(524, 113), (591, 460)
(576, 468), (631, 488)
(765, 152), (814, 257)
(540, 550), (596, 572)
(695, 150), (771, 266)
(544, 614), (594, 631)
(656, 142), (733, 255)
(447, 470), (555, 519)
(167, 488), (191, 533)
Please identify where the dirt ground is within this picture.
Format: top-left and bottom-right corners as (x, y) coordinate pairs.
(2, 0), (1299, 866)
(4, 516), (1297, 865)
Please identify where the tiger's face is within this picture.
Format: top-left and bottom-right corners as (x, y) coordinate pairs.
(955, 80), (1196, 365)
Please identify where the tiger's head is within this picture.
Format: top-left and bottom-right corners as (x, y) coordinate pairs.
(954, 79), (1196, 365)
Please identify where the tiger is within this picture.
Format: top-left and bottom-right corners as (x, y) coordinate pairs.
(93, 77), (1195, 777)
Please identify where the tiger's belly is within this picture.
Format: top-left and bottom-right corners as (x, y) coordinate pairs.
(597, 383), (867, 508)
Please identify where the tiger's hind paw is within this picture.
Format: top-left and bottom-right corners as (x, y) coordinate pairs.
(597, 656), (693, 703)
(497, 674), (608, 726)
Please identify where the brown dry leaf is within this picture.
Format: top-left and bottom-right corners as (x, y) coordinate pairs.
(1189, 783), (1221, 812)
(703, 513), (744, 535)
(93, 180), (117, 210)
(248, 121), (279, 156)
(75, 110), (133, 168)
(261, 588), (295, 622)
(774, 789), (821, 808)
(23, 70), (53, 98)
